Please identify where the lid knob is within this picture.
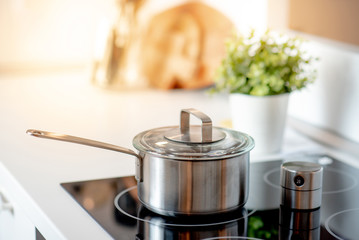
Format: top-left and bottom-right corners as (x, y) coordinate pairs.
(164, 108), (225, 144)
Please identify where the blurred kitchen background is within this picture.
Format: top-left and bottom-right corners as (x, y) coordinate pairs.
(0, 0), (358, 144)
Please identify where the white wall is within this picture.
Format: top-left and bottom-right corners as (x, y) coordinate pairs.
(267, 0), (359, 144)
(0, 0), (116, 70)
(0, 0), (268, 71)
(288, 37), (359, 144)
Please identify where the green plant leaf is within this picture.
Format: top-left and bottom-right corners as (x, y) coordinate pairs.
(211, 29), (318, 96)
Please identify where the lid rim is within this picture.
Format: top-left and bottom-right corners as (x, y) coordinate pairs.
(133, 126), (254, 160)
(134, 145), (254, 161)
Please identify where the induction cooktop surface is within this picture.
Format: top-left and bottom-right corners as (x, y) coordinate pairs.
(61, 154), (359, 239)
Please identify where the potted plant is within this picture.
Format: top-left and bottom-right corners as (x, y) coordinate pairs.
(211, 30), (317, 155)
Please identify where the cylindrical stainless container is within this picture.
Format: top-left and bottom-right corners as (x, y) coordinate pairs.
(280, 161), (323, 210)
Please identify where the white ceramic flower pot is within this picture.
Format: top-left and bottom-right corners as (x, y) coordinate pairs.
(229, 93), (289, 156)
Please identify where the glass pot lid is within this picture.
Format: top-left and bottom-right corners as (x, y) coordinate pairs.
(132, 108), (254, 160)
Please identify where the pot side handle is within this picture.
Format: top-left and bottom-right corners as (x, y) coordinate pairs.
(26, 129), (143, 182)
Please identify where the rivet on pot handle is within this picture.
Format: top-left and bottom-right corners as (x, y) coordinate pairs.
(26, 129), (143, 182)
(180, 108), (212, 142)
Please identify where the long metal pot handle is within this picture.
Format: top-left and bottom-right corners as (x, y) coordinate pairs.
(26, 129), (143, 181)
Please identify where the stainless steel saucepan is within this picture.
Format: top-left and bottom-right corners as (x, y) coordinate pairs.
(27, 108), (254, 216)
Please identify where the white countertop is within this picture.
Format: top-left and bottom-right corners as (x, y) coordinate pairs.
(0, 68), (358, 239)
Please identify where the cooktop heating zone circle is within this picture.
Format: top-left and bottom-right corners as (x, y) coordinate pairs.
(263, 165), (357, 194)
(325, 208), (359, 239)
(114, 186), (256, 228)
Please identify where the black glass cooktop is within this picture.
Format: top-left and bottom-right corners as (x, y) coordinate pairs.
(61, 154), (359, 240)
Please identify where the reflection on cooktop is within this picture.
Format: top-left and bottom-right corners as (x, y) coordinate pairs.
(115, 186), (254, 228)
(61, 154), (359, 240)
